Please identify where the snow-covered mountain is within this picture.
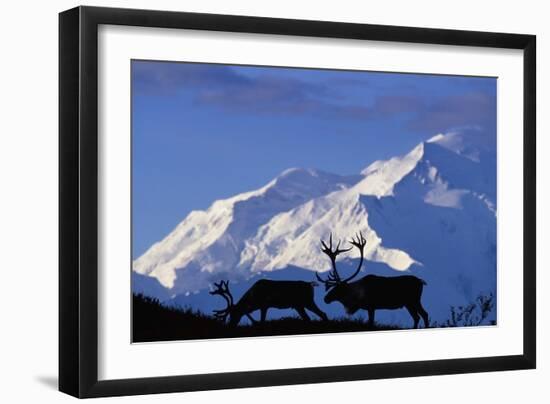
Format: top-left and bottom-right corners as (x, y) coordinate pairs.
(133, 168), (362, 292)
(133, 129), (497, 324)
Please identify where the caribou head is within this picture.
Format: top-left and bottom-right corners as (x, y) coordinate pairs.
(315, 232), (367, 310)
(209, 280), (259, 326)
(209, 280), (236, 323)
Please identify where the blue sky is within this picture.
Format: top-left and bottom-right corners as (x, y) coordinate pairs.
(132, 60), (496, 258)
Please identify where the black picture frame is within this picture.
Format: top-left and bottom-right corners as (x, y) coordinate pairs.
(59, 5), (536, 398)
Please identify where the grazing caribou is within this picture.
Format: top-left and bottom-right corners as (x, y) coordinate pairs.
(210, 279), (328, 326)
(316, 232), (429, 328)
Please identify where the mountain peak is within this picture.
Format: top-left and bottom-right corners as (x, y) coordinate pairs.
(269, 167), (322, 189)
(424, 128), (495, 162)
(277, 167), (318, 178)
(264, 167), (362, 201)
(356, 142), (424, 197)
(427, 133), (446, 143)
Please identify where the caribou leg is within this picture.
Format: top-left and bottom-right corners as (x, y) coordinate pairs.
(296, 307), (311, 321)
(245, 313), (258, 325)
(260, 307), (268, 322)
(367, 308), (375, 328)
(305, 302), (328, 321)
(416, 304), (429, 328)
(405, 305), (420, 329)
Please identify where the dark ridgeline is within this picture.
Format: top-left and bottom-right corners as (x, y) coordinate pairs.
(210, 279), (328, 326)
(132, 292), (400, 342)
(316, 232), (429, 328)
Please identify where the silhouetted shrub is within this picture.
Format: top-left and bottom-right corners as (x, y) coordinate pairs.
(431, 292), (495, 328)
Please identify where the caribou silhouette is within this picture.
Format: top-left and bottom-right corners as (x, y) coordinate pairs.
(316, 232), (429, 328)
(210, 279), (328, 326)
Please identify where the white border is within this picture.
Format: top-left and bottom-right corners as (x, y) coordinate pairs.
(98, 25), (524, 381)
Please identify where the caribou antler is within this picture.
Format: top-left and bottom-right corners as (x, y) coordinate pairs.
(209, 280), (234, 322)
(316, 233), (351, 290)
(341, 231), (367, 283)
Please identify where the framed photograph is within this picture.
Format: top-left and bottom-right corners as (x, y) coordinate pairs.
(59, 6), (536, 398)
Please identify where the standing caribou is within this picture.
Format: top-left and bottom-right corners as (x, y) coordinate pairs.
(316, 232), (429, 328)
(210, 278), (328, 326)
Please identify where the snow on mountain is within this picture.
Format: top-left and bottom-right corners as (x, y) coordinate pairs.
(133, 168), (362, 293)
(133, 129), (496, 324)
(238, 182), (418, 275)
(359, 142), (425, 196)
(427, 127), (496, 162)
(132, 271), (171, 302)
(358, 144), (496, 321)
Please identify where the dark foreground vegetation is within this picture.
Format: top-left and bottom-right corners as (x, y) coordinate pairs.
(132, 294), (401, 342)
